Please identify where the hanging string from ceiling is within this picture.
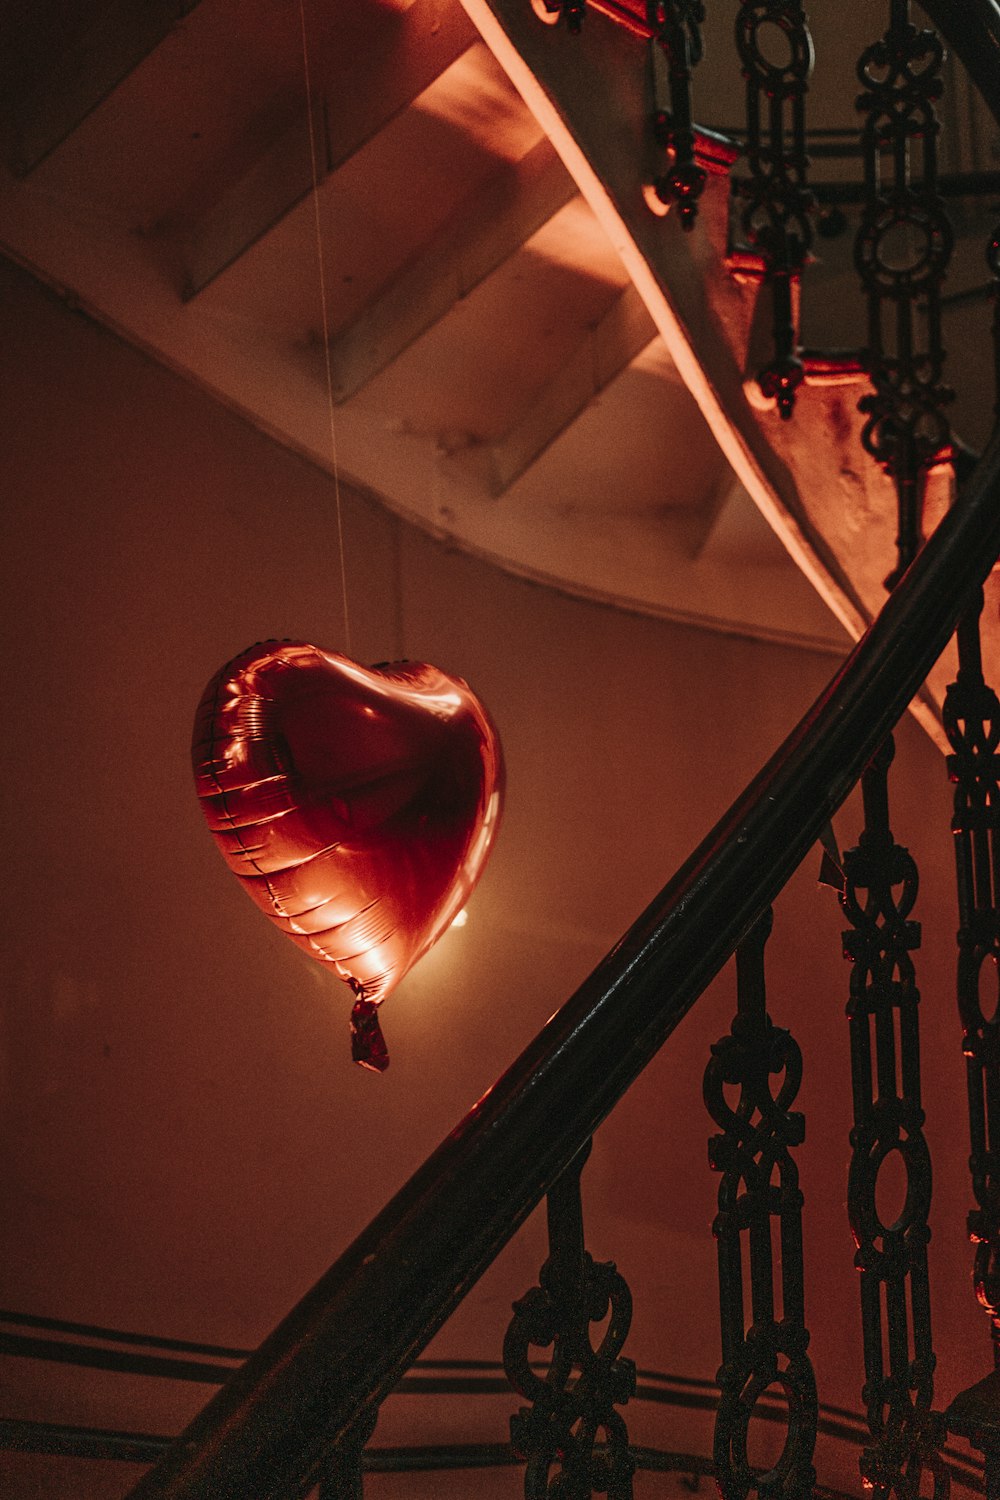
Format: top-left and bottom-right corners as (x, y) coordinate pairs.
(297, 0), (353, 656)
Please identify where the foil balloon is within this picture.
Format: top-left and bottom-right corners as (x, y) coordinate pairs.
(191, 642), (503, 1071)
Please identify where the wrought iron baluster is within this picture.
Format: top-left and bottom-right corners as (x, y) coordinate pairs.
(734, 0), (815, 420)
(944, 595), (1000, 1359)
(854, 0), (954, 590)
(649, 0), (707, 229)
(942, 593), (1000, 1495)
(504, 1140), (636, 1499)
(704, 907), (817, 1500)
(840, 739), (948, 1500)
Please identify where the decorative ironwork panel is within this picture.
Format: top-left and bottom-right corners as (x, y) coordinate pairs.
(944, 597), (1000, 1364)
(648, 0), (707, 228)
(734, 0), (815, 420)
(854, 0), (954, 589)
(704, 907), (817, 1500)
(504, 1141), (637, 1499)
(840, 739), (948, 1500)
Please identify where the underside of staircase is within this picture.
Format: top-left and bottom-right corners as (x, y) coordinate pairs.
(9, 2), (1000, 1498)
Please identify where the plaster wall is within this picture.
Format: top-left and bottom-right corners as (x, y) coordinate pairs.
(0, 257), (984, 1496)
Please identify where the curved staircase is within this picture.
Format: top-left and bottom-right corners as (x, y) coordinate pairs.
(8, 3), (1000, 1498)
(459, 0), (1000, 742)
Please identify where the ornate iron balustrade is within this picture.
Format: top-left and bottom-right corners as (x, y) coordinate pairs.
(841, 740), (949, 1500)
(7, 3), (995, 1498)
(115, 0), (1000, 1468)
(705, 910), (818, 1500)
(112, 407), (1000, 1497)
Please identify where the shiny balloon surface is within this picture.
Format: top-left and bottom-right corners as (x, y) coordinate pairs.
(192, 643), (503, 1062)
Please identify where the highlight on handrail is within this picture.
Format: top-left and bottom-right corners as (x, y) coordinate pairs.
(122, 416), (1000, 1499)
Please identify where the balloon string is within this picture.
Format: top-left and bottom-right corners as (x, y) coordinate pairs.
(298, 0), (352, 657)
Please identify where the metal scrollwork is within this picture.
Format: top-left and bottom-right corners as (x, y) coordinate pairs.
(648, 0), (707, 229)
(704, 908), (817, 1500)
(504, 1142), (637, 1499)
(854, 0), (954, 590)
(841, 739), (949, 1500)
(734, 0), (815, 420)
(944, 598), (1000, 1362)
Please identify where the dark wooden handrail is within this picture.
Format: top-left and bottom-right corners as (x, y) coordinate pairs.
(124, 420), (1000, 1500)
(119, 6), (1000, 1496)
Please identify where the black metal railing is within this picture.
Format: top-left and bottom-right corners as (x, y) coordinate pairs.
(10, 3), (1000, 1496)
(113, 411), (1000, 1498)
(118, 2), (1000, 1495)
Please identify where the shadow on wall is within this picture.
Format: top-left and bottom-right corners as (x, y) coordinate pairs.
(0, 256), (985, 1491)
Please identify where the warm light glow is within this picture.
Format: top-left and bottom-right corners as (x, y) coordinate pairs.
(450, 908), (469, 929)
(192, 641), (504, 1069)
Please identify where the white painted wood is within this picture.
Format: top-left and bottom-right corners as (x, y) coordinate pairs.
(327, 138), (576, 402)
(0, 0), (851, 658)
(456, 0), (955, 745)
(181, 0), (476, 296)
(181, 94), (329, 300)
(8, 0), (203, 175)
(486, 283), (658, 494)
(687, 469), (747, 561)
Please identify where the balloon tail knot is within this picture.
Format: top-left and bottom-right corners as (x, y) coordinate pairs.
(351, 997), (389, 1073)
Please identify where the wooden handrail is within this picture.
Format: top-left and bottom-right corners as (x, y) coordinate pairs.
(124, 420), (1000, 1500)
(120, 7), (1000, 1495)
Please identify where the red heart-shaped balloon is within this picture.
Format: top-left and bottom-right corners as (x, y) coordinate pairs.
(191, 643), (503, 1070)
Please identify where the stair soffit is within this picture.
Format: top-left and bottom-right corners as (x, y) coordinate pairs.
(1, 0), (849, 652)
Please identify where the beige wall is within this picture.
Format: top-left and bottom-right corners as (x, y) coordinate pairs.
(0, 257), (985, 1495)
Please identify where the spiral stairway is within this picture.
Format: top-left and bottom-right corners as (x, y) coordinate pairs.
(1, 0), (860, 664)
(5, 1), (1000, 733)
(8, 1), (1000, 1497)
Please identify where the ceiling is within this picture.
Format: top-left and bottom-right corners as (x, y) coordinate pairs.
(3, 0), (1000, 698)
(0, 0), (856, 655)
